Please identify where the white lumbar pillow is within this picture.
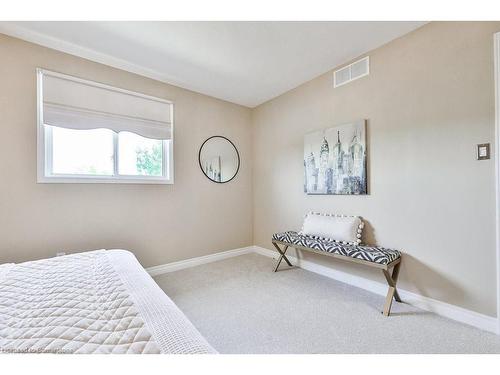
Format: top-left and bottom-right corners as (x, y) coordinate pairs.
(300, 212), (364, 245)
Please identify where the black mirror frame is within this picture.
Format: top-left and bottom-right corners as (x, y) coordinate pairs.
(198, 135), (240, 184)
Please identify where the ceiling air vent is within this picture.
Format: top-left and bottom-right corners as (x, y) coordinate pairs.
(333, 56), (369, 88)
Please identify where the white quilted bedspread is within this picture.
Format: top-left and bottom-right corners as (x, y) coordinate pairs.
(0, 250), (216, 354)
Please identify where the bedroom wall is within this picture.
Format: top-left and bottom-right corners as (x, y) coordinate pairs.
(251, 22), (500, 316)
(0, 33), (253, 268)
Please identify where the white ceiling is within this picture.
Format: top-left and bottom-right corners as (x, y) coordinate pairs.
(0, 21), (426, 107)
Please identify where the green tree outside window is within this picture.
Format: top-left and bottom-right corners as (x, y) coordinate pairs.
(135, 143), (162, 176)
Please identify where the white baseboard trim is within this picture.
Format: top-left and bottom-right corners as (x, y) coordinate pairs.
(253, 246), (498, 334)
(146, 246), (254, 276)
(147, 245), (498, 334)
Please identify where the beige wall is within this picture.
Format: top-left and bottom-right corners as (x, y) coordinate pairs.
(252, 22), (500, 316)
(0, 33), (253, 268)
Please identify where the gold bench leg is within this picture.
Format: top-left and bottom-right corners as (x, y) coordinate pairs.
(391, 262), (402, 302)
(383, 287), (396, 316)
(382, 262), (402, 316)
(272, 242), (292, 272)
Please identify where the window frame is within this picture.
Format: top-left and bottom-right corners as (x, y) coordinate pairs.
(36, 69), (174, 184)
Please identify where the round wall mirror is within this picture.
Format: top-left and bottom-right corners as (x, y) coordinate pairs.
(199, 136), (240, 183)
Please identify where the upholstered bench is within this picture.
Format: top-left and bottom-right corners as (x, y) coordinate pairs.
(271, 213), (402, 316)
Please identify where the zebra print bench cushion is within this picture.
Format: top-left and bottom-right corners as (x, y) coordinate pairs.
(272, 231), (400, 265)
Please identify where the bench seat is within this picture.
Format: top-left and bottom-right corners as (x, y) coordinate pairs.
(272, 231), (401, 265)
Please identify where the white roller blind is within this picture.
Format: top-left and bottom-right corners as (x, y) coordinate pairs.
(40, 70), (172, 140)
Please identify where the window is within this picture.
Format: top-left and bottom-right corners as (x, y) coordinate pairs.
(37, 69), (173, 184)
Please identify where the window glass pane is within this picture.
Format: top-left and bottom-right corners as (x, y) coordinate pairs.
(118, 132), (163, 176)
(50, 126), (114, 175)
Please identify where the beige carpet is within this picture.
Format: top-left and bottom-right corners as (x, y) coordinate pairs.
(153, 253), (500, 354)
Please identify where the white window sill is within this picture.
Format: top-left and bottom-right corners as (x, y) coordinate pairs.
(37, 175), (174, 184)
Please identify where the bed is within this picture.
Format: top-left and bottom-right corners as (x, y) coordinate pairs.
(0, 249), (216, 354)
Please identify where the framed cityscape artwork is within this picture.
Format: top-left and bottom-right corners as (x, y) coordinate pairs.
(304, 119), (367, 195)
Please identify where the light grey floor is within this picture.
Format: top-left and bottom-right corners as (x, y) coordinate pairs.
(154, 253), (500, 354)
